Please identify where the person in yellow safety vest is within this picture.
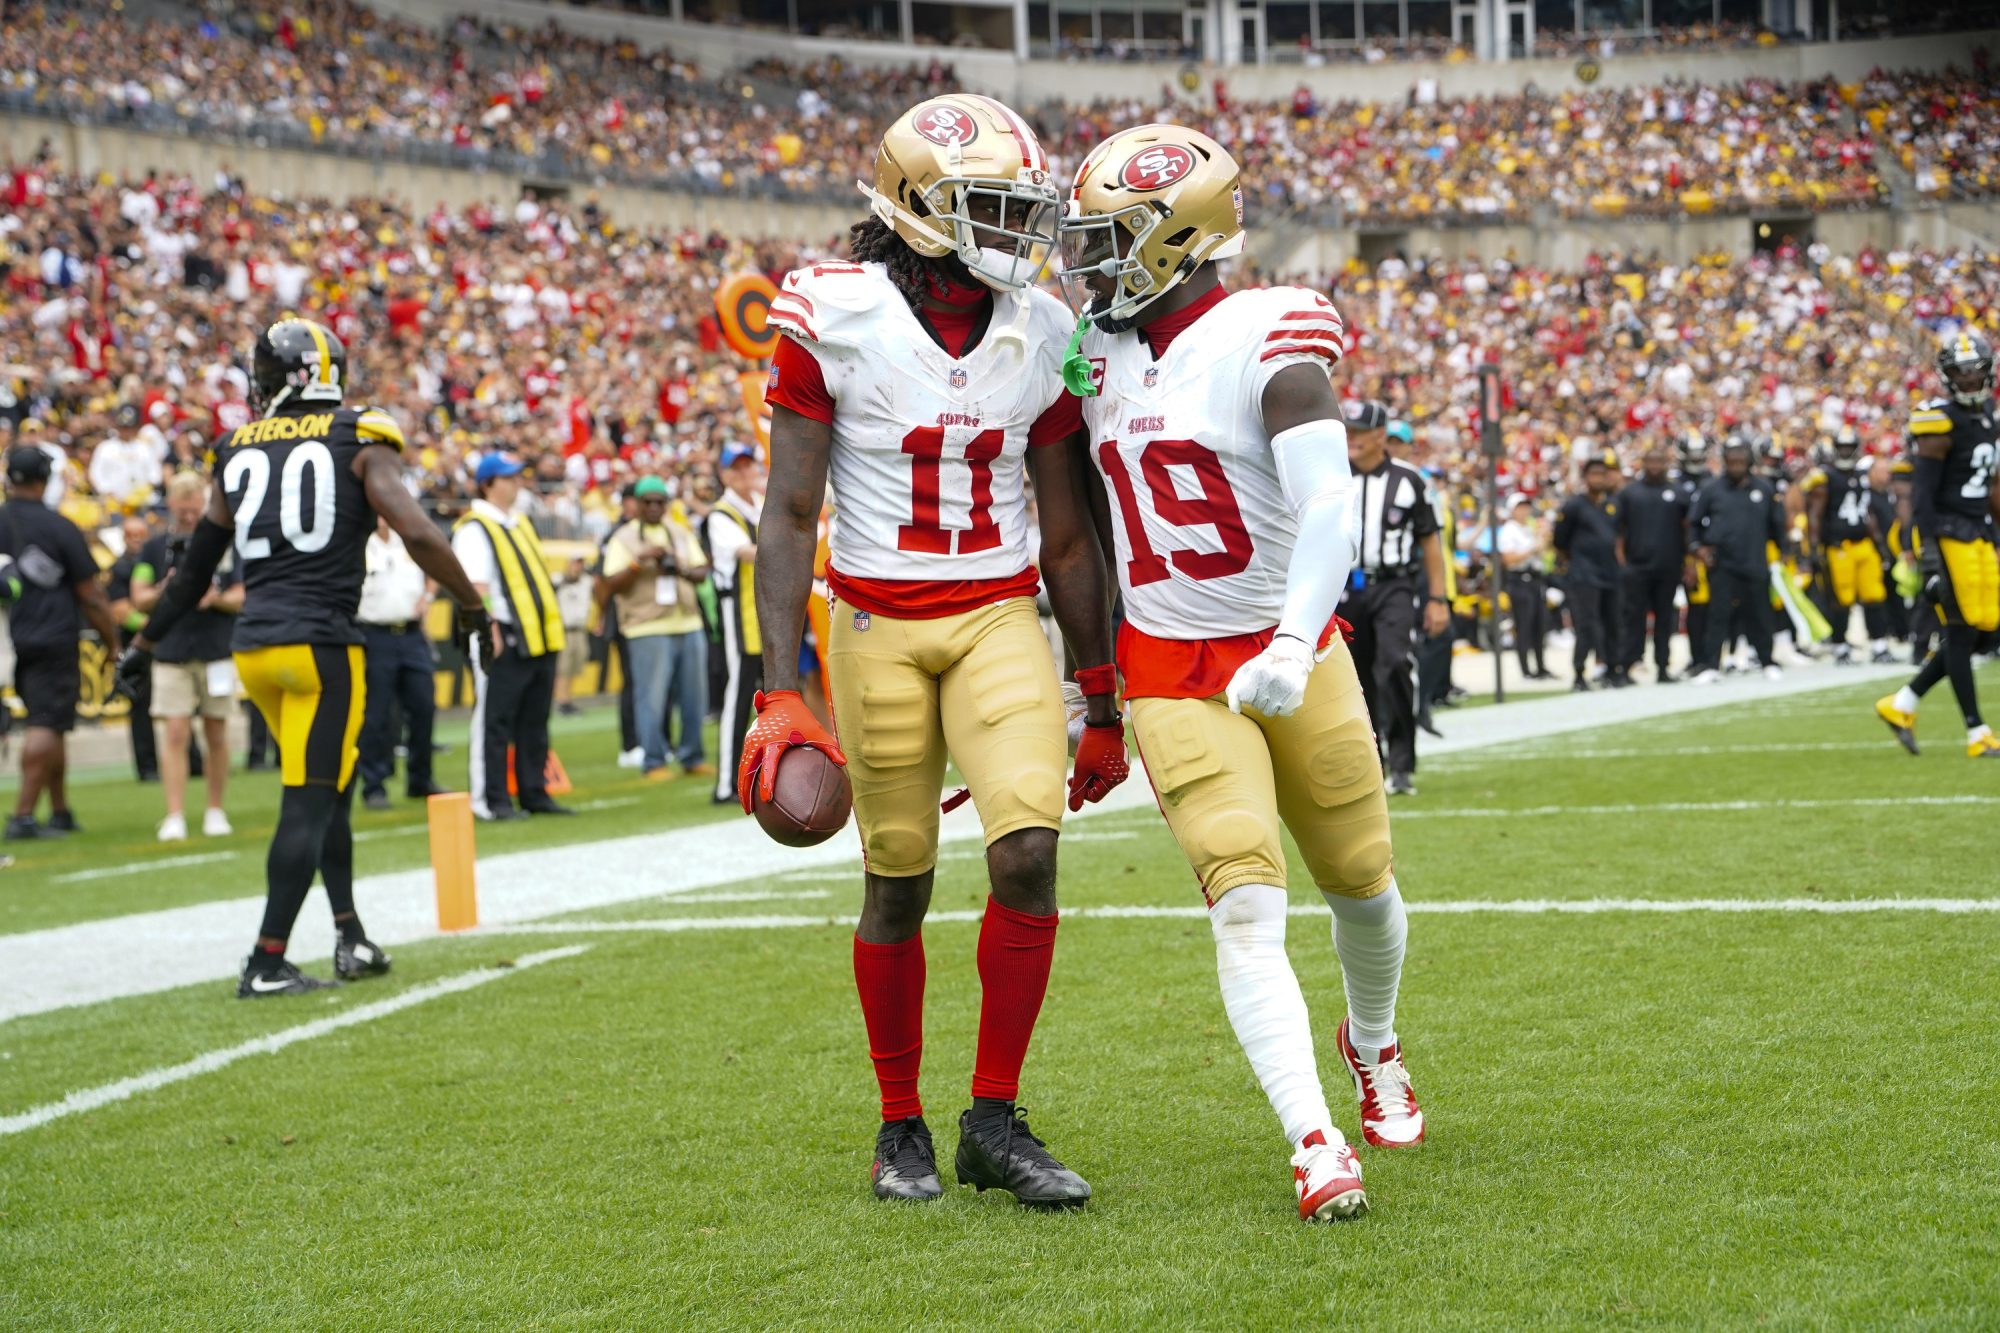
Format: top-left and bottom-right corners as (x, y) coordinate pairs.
(704, 440), (766, 805)
(450, 453), (574, 821)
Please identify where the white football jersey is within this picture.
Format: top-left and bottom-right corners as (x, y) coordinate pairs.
(768, 262), (1073, 583)
(1077, 286), (1346, 638)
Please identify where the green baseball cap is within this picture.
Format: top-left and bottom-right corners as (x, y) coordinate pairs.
(632, 476), (669, 499)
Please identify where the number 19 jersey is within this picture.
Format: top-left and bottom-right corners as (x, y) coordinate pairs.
(207, 404), (405, 649)
(766, 262), (1076, 618)
(1077, 286), (1346, 641)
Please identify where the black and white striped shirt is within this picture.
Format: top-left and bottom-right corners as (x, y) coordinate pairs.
(1355, 459), (1440, 579)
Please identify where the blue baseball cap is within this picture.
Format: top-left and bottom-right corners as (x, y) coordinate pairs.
(475, 452), (525, 485)
(1387, 421), (1414, 443)
(719, 440), (760, 469)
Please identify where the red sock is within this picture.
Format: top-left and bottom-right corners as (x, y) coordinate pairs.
(971, 898), (1059, 1102)
(853, 933), (925, 1122)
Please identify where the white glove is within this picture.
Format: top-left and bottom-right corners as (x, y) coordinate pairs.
(1060, 680), (1088, 756)
(1225, 634), (1316, 718)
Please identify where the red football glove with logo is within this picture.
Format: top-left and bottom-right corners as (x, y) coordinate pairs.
(1068, 719), (1129, 812)
(736, 689), (847, 816)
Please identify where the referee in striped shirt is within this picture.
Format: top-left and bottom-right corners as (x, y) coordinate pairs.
(1338, 401), (1450, 796)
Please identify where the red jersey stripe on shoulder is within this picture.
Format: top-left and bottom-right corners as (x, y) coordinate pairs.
(769, 311), (820, 343)
(1260, 341), (1343, 363)
(1265, 322), (1345, 341)
(774, 291), (816, 317)
(1278, 309), (1342, 322)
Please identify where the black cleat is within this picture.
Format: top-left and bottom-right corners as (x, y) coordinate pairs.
(872, 1117), (944, 1201)
(1655, 669), (1680, 684)
(45, 810), (80, 833)
(522, 800), (576, 816)
(954, 1106), (1090, 1209)
(4, 816), (58, 841)
(334, 936), (393, 980)
(237, 958), (341, 999)
(362, 789), (393, 812)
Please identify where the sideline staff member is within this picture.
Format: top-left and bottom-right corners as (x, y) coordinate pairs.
(705, 441), (764, 805)
(452, 453), (574, 821)
(357, 516), (444, 809)
(2, 445), (123, 840)
(1339, 401), (1449, 797)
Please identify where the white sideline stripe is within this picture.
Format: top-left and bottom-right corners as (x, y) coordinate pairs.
(0, 947), (590, 1137)
(1427, 741), (1887, 763)
(479, 897), (2000, 937)
(52, 852), (237, 884)
(1394, 795), (2000, 819)
(662, 889), (829, 905)
(0, 661), (1911, 1025)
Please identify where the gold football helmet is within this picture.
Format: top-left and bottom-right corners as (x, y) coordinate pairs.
(1058, 124), (1245, 332)
(860, 94), (1060, 292)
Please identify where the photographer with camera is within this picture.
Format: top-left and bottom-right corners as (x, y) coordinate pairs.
(597, 475), (711, 781)
(130, 472), (243, 840)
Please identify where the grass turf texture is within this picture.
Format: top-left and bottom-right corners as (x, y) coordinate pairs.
(2, 667), (1997, 1327)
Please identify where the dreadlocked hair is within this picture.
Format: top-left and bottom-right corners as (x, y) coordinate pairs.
(849, 216), (965, 311)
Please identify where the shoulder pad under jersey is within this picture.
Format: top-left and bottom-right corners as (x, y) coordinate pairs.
(769, 262), (897, 351)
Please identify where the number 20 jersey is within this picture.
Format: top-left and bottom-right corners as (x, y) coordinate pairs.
(207, 404), (404, 649)
(1076, 286), (1346, 640)
(767, 262), (1073, 601)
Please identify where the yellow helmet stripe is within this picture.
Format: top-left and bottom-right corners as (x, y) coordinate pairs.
(305, 322), (331, 384)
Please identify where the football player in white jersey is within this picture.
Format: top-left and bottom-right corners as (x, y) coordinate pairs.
(744, 95), (1128, 1208)
(1054, 125), (1423, 1221)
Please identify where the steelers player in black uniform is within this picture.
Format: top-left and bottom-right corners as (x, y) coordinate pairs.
(117, 320), (492, 996)
(1800, 426), (1892, 663)
(1875, 330), (2000, 759)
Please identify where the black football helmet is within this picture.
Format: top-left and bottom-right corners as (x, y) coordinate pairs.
(1831, 424), (1862, 470)
(1937, 328), (1994, 407)
(252, 318), (346, 414)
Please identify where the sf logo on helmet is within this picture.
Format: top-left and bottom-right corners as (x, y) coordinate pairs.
(1120, 145), (1195, 191)
(915, 106), (978, 146)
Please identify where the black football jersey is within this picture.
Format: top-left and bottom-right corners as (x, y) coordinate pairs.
(1811, 467), (1875, 544)
(209, 404), (405, 649)
(1908, 397), (1999, 527)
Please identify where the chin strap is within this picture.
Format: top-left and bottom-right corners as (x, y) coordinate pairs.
(1061, 312), (1098, 397)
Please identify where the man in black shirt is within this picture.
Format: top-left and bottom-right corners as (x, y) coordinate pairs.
(1, 446), (123, 839)
(132, 472), (244, 841)
(1340, 401), (1448, 795)
(1554, 455), (1624, 690)
(105, 513), (165, 782)
(1688, 436), (1787, 682)
(1614, 445), (1690, 682)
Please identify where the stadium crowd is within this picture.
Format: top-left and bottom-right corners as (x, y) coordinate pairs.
(2, 2), (1996, 217)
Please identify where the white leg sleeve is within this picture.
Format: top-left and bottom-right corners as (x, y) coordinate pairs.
(1210, 883), (1334, 1147)
(1323, 878), (1408, 1060)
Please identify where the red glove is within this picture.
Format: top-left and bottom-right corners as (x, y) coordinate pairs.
(736, 689), (847, 816)
(1068, 718), (1129, 812)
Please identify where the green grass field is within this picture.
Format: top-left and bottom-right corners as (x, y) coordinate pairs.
(3, 668), (1998, 1328)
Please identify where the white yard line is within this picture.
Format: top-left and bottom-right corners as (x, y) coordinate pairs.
(0, 662), (1925, 1024)
(481, 897), (2000, 938)
(1425, 740), (1889, 764)
(0, 947), (590, 1137)
(52, 851), (238, 884)
(1392, 795), (1999, 819)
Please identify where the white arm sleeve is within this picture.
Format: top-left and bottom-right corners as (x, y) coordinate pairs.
(1270, 418), (1359, 646)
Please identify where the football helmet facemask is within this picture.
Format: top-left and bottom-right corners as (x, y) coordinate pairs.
(1058, 124), (1246, 333)
(252, 318), (346, 415)
(860, 95), (1060, 292)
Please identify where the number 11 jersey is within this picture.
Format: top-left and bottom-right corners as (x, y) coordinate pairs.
(206, 404), (405, 649)
(766, 261), (1077, 618)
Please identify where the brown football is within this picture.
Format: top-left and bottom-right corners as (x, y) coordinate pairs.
(753, 746), (853, 848)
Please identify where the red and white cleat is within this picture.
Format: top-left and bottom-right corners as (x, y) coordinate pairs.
(1292, 1129), (1367, 1221)
(1338, 1018), (1426, 1148)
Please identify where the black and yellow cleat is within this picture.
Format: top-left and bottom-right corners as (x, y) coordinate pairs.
(1875, 697), (1920, 756)
(1968, 730), (2000, 759)
(954, 1105), (1091, 1209)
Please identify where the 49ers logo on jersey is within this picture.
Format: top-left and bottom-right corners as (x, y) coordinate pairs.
(1121, 145), (1194, 191)
(915, 105), (979, 146)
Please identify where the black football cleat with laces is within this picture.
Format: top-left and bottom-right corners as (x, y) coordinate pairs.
(334, 936), (393, 980)
(954, 1106), (1091, 1209)
(236, 959), (340, 999)
(871, 1117), (944, 1202)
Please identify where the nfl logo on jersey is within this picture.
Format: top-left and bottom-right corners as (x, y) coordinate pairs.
(1144, 366), (1159, 388)
(949, 367), (967, 389)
